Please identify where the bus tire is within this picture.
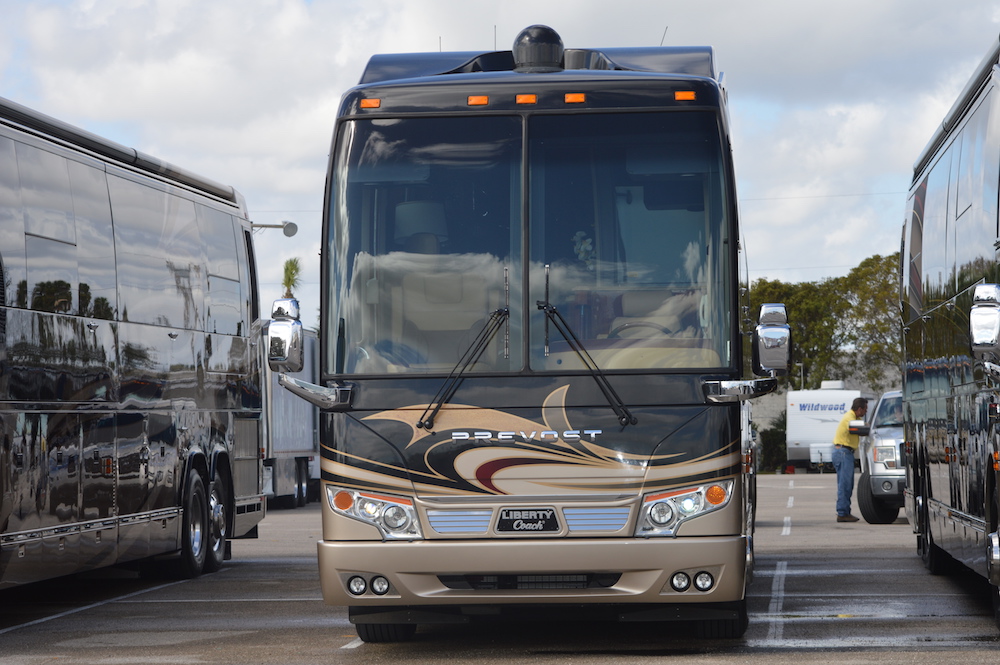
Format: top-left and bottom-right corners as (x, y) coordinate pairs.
(178, 468), (209, 578)
(295, 459), (308, 508)
(694, 599), (748, 639)
(355, 622), (417, 643)
(858, 472), (899, 524)
(918, 473), (950, 575)
(204, 473), (229, 573)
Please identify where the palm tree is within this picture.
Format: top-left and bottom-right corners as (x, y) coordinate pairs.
(282, 257), (301, 299)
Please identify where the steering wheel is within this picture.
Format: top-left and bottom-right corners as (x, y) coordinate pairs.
(607, 321), (672, 338)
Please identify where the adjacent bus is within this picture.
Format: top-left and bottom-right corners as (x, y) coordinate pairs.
(900, 35), (1000, 629)
(0, 95), (265, 588)
(268, 26), (790, 642)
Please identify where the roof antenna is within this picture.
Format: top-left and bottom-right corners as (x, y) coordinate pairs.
(660, 26), (668, 46)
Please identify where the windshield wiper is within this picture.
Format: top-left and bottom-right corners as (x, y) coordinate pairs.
(537, 264), (637, 428)
(418, 269), (511, 431)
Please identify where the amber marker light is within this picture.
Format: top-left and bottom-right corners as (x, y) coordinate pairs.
(674, 91), (697, 101)
(516, 94), (537, 105)
(564, 93), (586, 104)
(359, 98), (381, 109)
(705, 485), (728, 506)
(467, 95), (489, 106)
(333, 490), (354, 511)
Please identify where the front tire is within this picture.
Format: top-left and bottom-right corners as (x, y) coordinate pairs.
(355, 622), (417, 643)
(178, 468), (209, 578)
(694, 599), (748, 639)
(295, 459), (308, 508)
(858, 472), (900, 524)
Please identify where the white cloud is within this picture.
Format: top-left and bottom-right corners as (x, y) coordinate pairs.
(2, 0), (1000, 323)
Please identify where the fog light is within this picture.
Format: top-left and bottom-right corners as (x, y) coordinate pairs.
(371, 576), (391, 595)
(670, 572), (691, 592)
(882, 481), (893, 492)
(347, 576), (367, 595)
(694, 571), (714, 591)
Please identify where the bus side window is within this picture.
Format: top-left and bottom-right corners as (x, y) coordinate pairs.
(110, 175), (205, 330)
(17, 142), (79, 314)
(68, 159), (117, 319)
(0, 136), (27, 309)
(198, 205), (242, 335)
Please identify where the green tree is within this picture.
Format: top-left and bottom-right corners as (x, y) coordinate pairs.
(838, 252), (901, 393)
(282, 257), (302, 299)
(749, 277), (850, 389)
(747, 252), (901, 392)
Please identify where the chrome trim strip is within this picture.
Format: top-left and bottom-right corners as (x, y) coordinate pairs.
(1, 509), (179, 546)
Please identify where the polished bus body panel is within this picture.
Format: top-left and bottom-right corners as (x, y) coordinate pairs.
(900, 36), (1000, 628)
(0, 96), (265, 588)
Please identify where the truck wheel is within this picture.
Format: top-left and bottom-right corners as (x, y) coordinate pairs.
(858, 471), (899, 524)
(355, 622), (417, 642)
(178, 468), (209, 578)
(203, 473), (229, 573)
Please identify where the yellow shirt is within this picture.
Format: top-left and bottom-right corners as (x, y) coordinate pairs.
(833, 409), (861, 450)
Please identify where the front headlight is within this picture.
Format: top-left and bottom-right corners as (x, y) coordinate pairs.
(874, 445), (897, 468)
(326, 486), (423, 540)
(635, 480), (734, 537)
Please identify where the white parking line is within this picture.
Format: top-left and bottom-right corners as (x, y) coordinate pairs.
(787, 496), (794, 508)
(781, 516), (792, 536)
(766, 561), (788, 642)
(0, 580), (185, 636)
(341, 637), (365, 649)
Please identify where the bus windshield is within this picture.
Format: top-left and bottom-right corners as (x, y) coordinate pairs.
(329, 111), (732, 375)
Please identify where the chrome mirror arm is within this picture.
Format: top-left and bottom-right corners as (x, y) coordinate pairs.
(278, 374), (353, 411)
(703, 378), (778, 403)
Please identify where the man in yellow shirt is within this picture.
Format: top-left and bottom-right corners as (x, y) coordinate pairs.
(833, 397), (868, 522)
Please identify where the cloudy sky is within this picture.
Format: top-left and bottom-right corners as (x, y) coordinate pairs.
(2, 0), (999, 328)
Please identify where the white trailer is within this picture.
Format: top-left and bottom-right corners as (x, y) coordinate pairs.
(785, 383), (861, 470)
(263, 329), (320, 507)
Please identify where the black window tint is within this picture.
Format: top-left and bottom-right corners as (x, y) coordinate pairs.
(199, 205), (241, 335)
(109, 175), (204, 329)
(26, 235), (76, 312)
(198, 205), (239, 280)
(68, 160), (116, 319)
(237, 227), (256, 321)
(16, 143), (80, 314)
(16, 142), (76, 244)
(0, 135), (27, 308)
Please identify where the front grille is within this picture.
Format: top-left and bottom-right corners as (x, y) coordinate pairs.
(438, 573), (622, 590)
(563, 507), (631, 532)
(427, 509), (492, 534)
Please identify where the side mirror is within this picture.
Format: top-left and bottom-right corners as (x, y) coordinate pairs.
(752, 303), (791, 377)
(970, 284), (1000, 362)
(267, 298), (303, 373)
(848, 420), (870, 437)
